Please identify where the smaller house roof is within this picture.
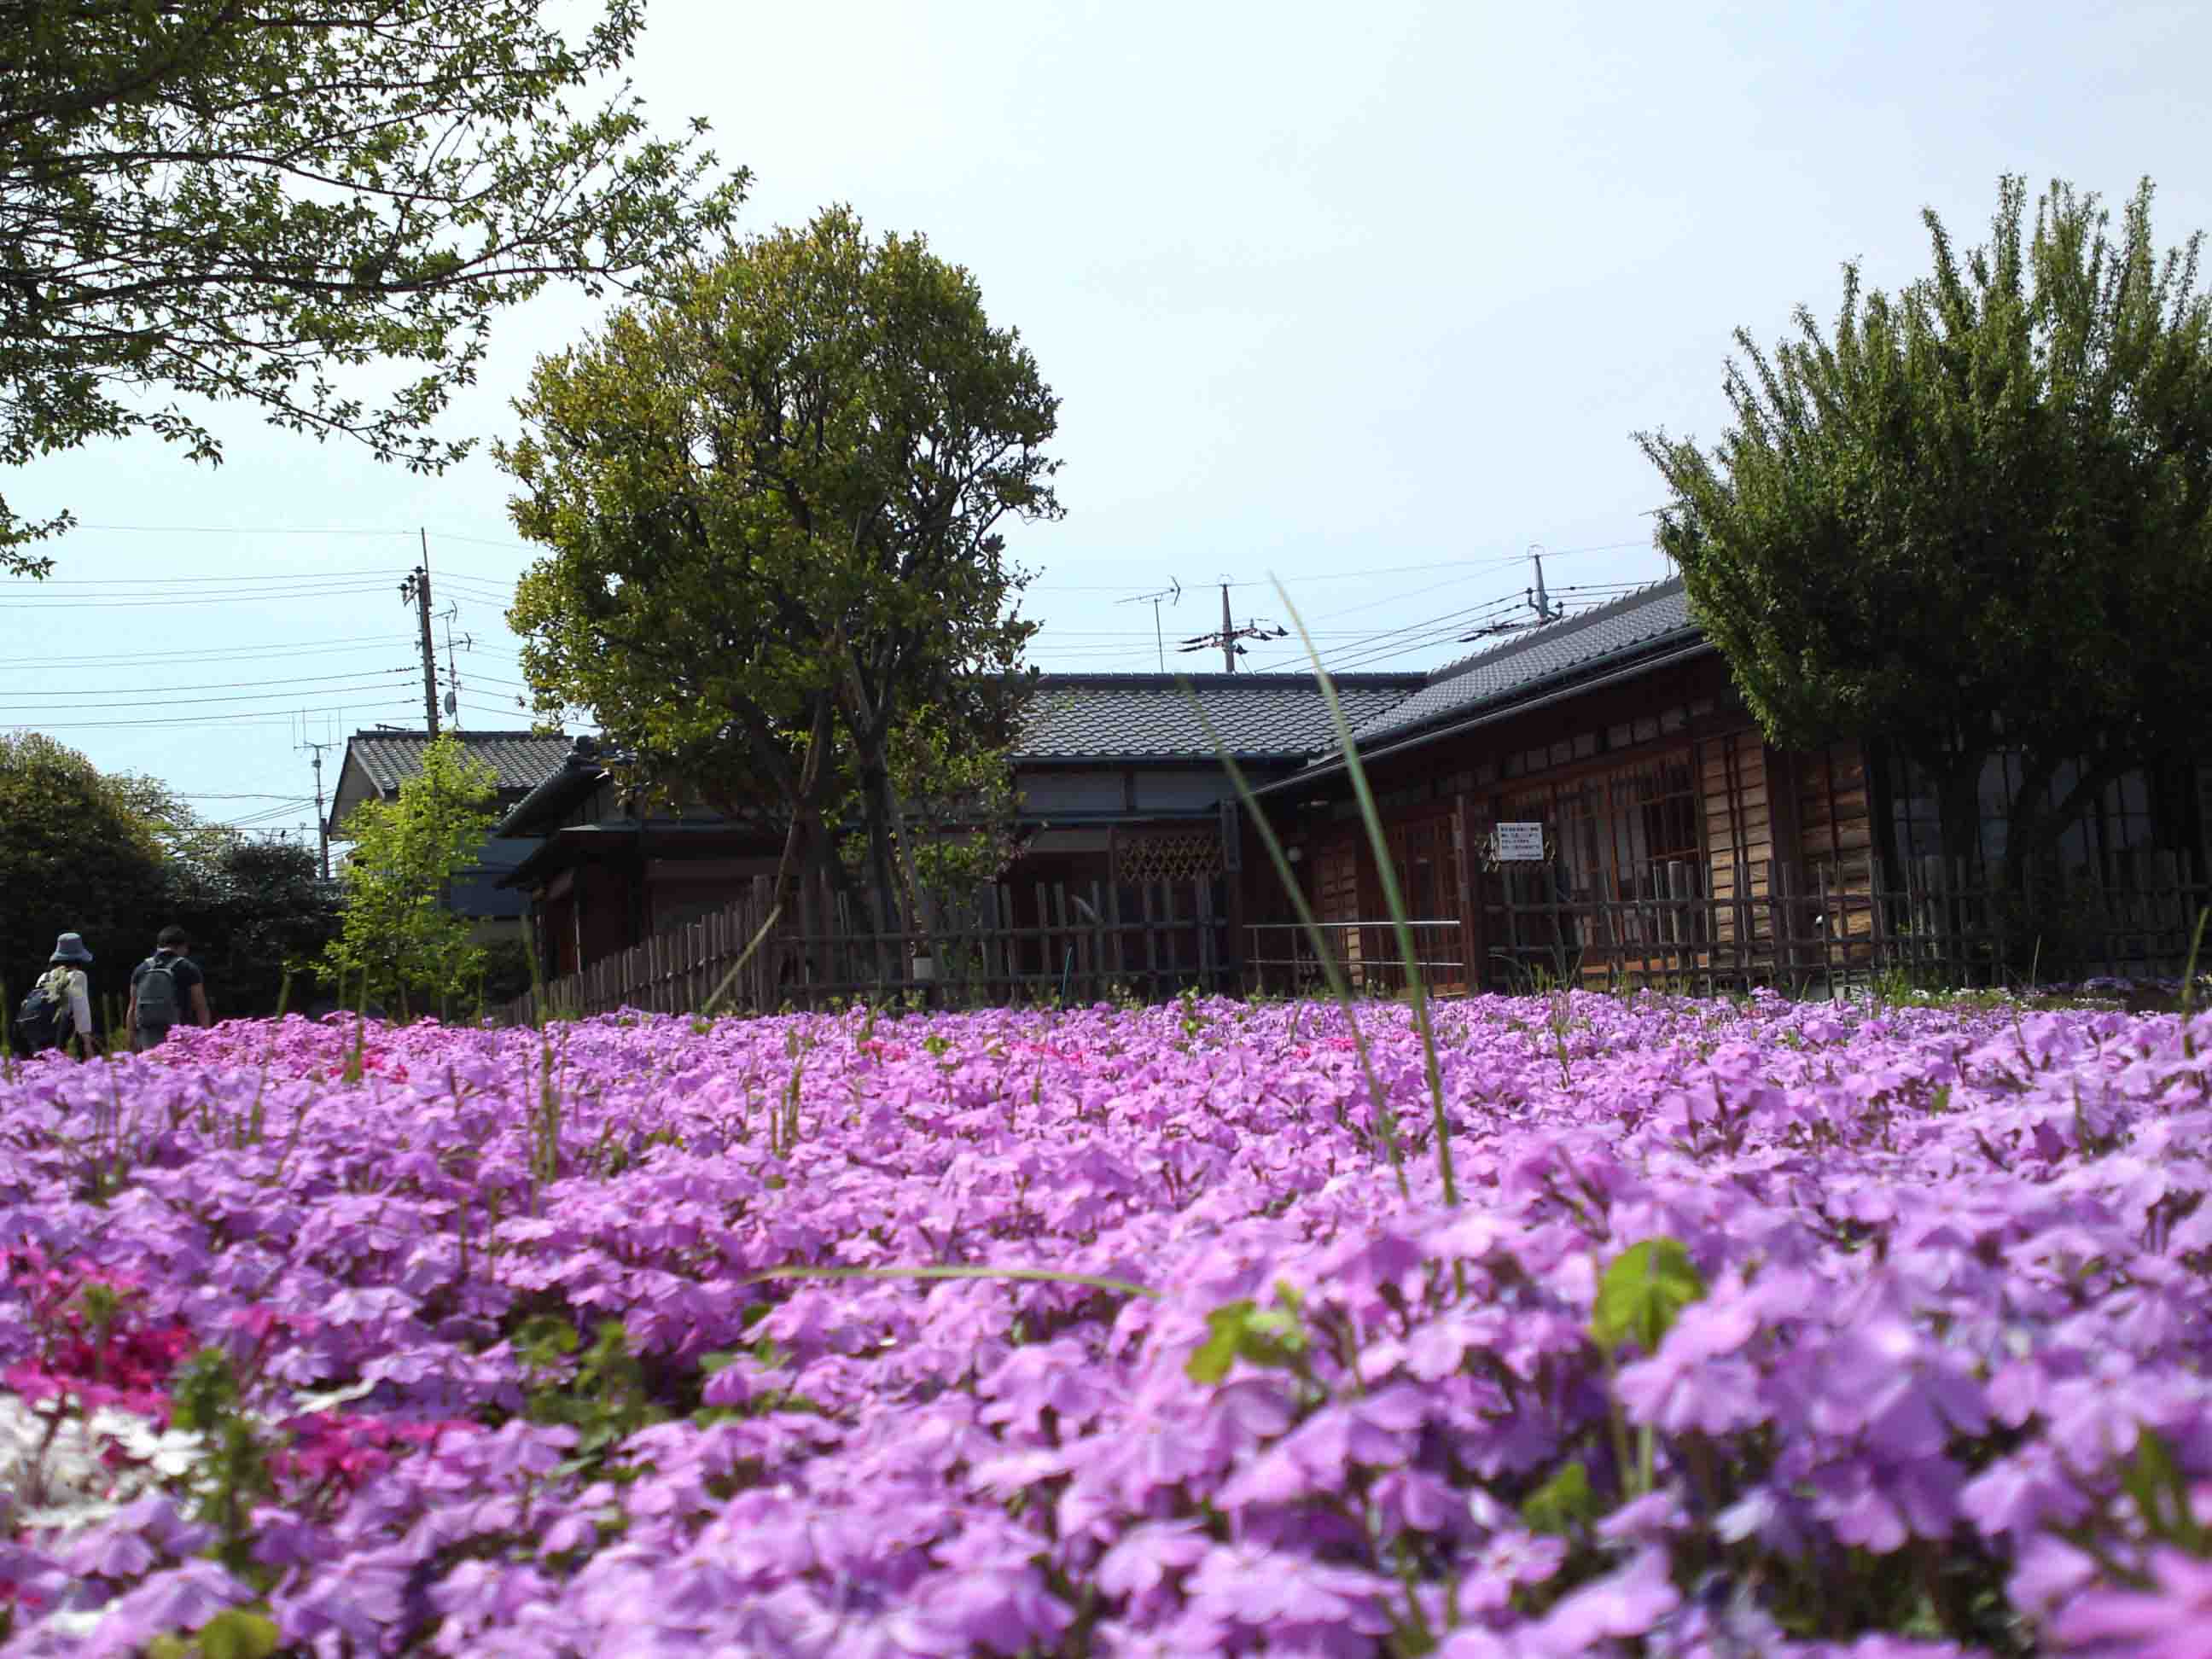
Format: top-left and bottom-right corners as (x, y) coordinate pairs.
(494, 736), (616, 836)
(1016, 673), (1427, 764)
(344, 730), (573, 797)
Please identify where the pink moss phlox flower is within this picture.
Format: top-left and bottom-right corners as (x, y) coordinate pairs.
(2050, 1546), (2212, 1657)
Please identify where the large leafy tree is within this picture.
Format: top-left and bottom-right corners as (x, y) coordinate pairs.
(323, 734), (497, 1015)
(0, 0), (743, 573)
(1639, 177), (2212, 874)
(0, 732), (171, 1018)
(501, 206), (1058, 933)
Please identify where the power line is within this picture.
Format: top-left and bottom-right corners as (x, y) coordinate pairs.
(1026, 542), (1655, 597)
(0, 667), (416, 697)
(12, 696), (420, 731)
(72, 523), (422, 536)
(7, 568), (398, 586)
(1246, 594), (1529, 674)
(0, 634), (419, 671)
(0, 678), (416, 713)
(215, 800), (317, 828)
(0, 582), (395, 610)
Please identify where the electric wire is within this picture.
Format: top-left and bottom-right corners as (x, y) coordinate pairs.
(0, 678), (416, 713)
(0, 634), (421, 670)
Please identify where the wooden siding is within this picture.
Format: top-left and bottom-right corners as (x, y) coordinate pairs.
(1266, 656), (1903, 988)
(1702, 730), (1770, 947)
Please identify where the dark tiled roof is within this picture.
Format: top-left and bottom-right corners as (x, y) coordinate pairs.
(347, 730), (573, 796)
(1016, 673), (1426, 762)
(1343, 579), (1699, 747)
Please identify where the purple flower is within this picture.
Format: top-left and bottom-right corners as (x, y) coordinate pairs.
(1097, 1521), (1209, 1601)
(2050, 1548), (2212, 1656)
(1524, 1545), (1682, 1655)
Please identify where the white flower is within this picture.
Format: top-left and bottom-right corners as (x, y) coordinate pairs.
(0, 1391), (212, 1531)
(290, 1377), (379, 1414)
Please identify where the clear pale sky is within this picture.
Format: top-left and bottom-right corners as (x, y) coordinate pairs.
(4, 0), (2205, 846)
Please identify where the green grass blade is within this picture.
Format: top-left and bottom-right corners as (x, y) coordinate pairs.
(702, 905), (786, 1021)
(1272, 579), (1458, 1207)
(1179, 687), (1408, 1198)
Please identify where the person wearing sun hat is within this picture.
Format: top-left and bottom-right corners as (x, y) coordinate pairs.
(35, 933), (96, 1058)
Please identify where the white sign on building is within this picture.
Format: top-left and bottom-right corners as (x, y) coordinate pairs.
(1493, 822), (1547, 863)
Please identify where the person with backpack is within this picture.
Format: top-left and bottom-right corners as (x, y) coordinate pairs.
(14, 932), (96, 1058)
(125, 925), (209, 1051)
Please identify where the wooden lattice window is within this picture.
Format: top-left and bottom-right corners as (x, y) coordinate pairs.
(1115, 830), (1224, 884)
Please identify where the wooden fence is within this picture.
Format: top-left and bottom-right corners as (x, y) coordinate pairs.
(1247, 854), (2209, 999)
(496, 874), (1232, 1024)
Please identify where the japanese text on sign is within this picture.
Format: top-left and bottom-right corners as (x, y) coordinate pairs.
(1493, 822), (1546, 863)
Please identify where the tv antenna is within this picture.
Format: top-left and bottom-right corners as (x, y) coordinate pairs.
(438, 602), (473, 725)
(1117, 579), (1182, 671)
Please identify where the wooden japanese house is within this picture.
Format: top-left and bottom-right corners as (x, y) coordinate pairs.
(1248, 578), (2208, 992)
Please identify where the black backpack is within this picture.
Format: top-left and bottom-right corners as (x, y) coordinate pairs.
(135, 954), (183, 1027)
(15, 970), (73, 1052)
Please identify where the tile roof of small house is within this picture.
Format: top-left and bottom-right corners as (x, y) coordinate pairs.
(1015, 673), (1427, 763)
(1340, 578), (1700, 749)
(346, 730), (574, 797)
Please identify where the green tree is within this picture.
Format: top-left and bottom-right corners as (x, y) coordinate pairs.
(501, 206), (1059, 936)
(0, 733), (171, 1020)
(0, 0), (744, 574)
(1638, 176), (2212, 874)
(842, 704), (1027, 934)
(323, 734), (498, 1015)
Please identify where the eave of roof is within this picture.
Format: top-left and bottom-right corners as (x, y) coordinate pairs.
(497, 819), (765, 887)
(495, 762), (609, 837)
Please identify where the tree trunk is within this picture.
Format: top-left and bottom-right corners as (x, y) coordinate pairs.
(859, 760), (904, 984)
(2011, 752), (2129, 883)
(1935, 754), (1984, 873)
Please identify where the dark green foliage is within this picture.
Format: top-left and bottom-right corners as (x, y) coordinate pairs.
(0, 733), (170, 1024)
(164, 833), (341, 1018)
(475, 937), (539, 1013)
(1639, 177), (2212, 871)
(515, 1316), (669, 1475)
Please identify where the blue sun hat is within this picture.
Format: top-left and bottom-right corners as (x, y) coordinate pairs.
(49, 933), (94, 964)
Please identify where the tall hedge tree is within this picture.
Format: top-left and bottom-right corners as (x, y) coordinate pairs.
(1639, 177), (2212, 873)
(0, 733), (171, 1018)
(0, 0), (743, 574)
(165, 830), (341, 1016)
(502, 207), (1058, 934)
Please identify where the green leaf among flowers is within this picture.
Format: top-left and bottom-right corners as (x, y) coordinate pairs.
(1592, 1237), (1707, 1353)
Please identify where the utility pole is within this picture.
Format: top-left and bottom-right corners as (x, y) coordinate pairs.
(299, 726), (338, 881)
(1457, 547), (1574, 646)
(1178, 581), (1287, 672)
(399, 529), (439, 735)
(1527, 544), (1563, 625)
